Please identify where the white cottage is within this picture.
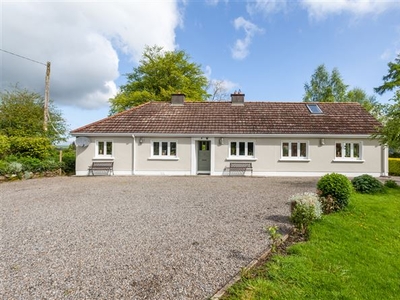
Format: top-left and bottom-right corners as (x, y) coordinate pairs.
(71, 94), (388, 177)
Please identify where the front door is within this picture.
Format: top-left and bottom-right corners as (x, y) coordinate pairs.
(197, 141), (211, 174)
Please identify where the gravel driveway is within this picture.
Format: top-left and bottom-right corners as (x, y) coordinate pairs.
(1, 176), (318, 299)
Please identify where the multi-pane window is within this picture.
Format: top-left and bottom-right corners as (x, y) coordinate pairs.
(152, 141), (177, 157)
(230, 141), (254, 157)
(282, 141), (308, 159)
(335, 142), (361, 159)
(97, 141), (113, 157)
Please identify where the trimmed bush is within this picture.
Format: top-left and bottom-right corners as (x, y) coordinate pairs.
(389, 158), (400, 176)
(290, 192), (322, 233)
(317, 173), (353, 211)
(352, 174), (384, 194)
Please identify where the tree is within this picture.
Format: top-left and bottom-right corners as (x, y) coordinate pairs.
(109, 45), (210, 114)
(374, 54), (400, 151)
(208, 79), (230, 101)
(346, 87), (383, 119)
(0, 87), (68, 143)
(303, 64), (348, 102)
(303, 64), (380, 115)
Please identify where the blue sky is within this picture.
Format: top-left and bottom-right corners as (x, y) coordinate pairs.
(1, 0), (400, 139)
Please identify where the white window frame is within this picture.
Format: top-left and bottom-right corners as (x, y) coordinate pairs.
(280, 141), (310, 161)
(149, 140), (178, 160)
(334, 141), (363, 162)
(95, 140), (113, 158)
(228, 141), (256, 160)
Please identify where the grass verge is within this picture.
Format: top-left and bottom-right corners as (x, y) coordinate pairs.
(224, 189), (400, 300)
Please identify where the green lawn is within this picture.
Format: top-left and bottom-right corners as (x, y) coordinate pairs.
(225, 189), (400, 300)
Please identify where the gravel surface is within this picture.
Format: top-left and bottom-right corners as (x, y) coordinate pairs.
(1, 176), (318, 299)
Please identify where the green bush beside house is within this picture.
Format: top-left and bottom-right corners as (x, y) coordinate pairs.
(389, 158), (400, 176)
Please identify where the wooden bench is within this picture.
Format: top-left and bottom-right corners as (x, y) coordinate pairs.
(228, 162), (253, 176)
(88, 161), (114, 176)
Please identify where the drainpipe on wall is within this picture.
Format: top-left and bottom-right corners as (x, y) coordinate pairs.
(132, 134), (135, 175)
(382, 145), (389, 177)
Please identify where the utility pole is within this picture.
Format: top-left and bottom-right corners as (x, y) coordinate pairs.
(44, 61), (51, 131)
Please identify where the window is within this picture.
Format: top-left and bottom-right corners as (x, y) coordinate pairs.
(306, 103), (323, 114)
(97, 141), (113, 157)
(152, 141), (177, 157)
(335, 142), (361, 160)
(281, 141), (308, 159)
(230, 141), (254, 157)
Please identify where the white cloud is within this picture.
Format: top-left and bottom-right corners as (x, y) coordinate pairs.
(301, 0), (400, 20)
(231, 17), (264, 60)
(1, 1), (182, 109)
(247, 0), (287, 16)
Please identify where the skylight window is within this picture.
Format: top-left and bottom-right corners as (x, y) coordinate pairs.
(306, 104), (323, 114)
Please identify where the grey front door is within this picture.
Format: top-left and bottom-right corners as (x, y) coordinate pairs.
(197, 141), (211, 174)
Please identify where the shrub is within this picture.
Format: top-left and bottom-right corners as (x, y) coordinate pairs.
(352, 174), (384, 194)
(9, 136), (53, 159)
(61, 149), (76, 175)
(317, 173), (353, 211)
(319, 194), (340, 214)
(8, 161), (23, 174)
(290, 192), (322, 233)
(389, 158), (400, 176)
(384, 180), (399, 189)
(17, 157), (43, 173)
(0, 160), (8, 175)
(0, 135), (10, 158)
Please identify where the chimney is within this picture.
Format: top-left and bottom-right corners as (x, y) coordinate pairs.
(231, 90), (245, 106)
(171, 93), (185, 106)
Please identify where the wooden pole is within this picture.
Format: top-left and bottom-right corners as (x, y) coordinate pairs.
(44, 61), (51, 131)
(59, 150), (62, 176)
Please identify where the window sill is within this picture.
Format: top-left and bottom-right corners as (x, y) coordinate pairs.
(226, 157), (257, 161)
(279, 158), (310, 162)
(332, 159), (365, 163)
(148, 157), (179, 161)
(93, 157), (114, 160)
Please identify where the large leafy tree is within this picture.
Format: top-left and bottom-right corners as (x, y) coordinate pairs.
(303, 64), (348, 103)
(374, 54), (400, 151)
(0, 87), (68, 143)
(303, 64), (379, 115)
(109, 45), (209, 114)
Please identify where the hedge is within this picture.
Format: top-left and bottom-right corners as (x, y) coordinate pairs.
(389, 158), (400, 176)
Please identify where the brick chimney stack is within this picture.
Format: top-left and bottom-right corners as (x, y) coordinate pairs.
(231, 90), (244, 106)
(171, 93), (185, 106)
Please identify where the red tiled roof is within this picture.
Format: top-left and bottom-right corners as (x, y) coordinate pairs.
(71, 101), (381, 135)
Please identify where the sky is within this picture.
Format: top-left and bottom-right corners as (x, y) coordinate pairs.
(1, 0), (400, 140)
